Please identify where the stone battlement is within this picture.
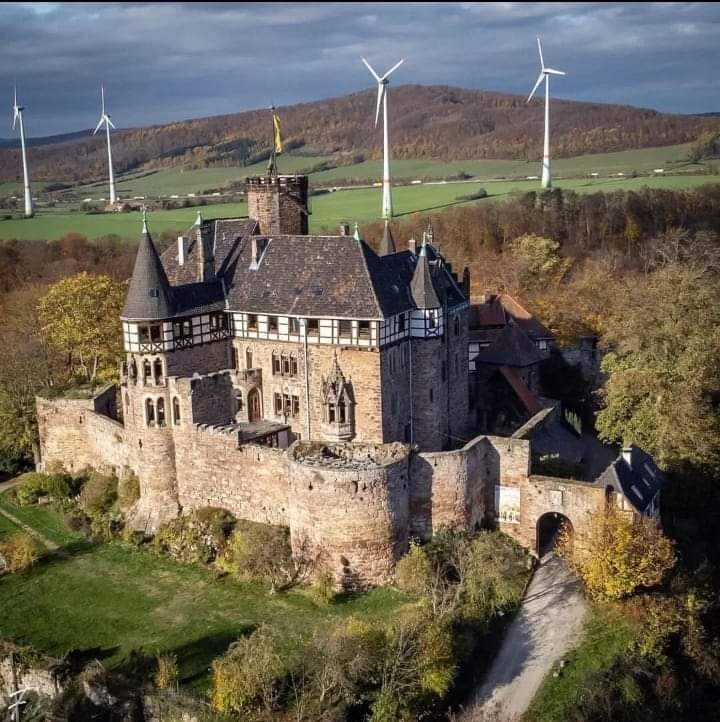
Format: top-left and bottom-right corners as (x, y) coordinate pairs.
(290, 441), (409, 469)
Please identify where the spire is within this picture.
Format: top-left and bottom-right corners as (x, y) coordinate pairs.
(121, 216), (175, 320)
(194, 210), (203, 226)
(353, 222), (362, 241)
(410, 238), (441, 309)
(378, 219), (396, 256)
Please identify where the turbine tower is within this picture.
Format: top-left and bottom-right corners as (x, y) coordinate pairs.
(94, 85), (117, 206)
(12, 87), (33, 218)
(362, 56), (404, 221)
(527, 37), (566, 189)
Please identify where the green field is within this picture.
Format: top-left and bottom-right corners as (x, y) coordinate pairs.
(0, 491), (408, 689)
(1, 172), (719, 242)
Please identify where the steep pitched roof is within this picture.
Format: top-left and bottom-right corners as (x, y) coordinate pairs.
(474, 323), (544, 367)
(122, 226), (175, 321)
(597, 446), (665, 513)
(410, 243), (441, 309)
(378, 220), (397, 256)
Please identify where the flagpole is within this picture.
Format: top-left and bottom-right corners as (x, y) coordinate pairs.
(268, 105), (278, 178)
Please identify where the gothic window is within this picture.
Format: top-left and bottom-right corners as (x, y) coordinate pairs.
(268, 316), (278, 332)
(339, 319), (352, 337)
(289, 317), (300, 334)
(292, 395), (300, 418)
(328, 404), (336, 423)
(143, 360), (152, 383)
(358, 321), (370, 339)
(247, 314), (258, 331)
(145, 398), (155, 426)
(172, 397), (181, 425)
(290, 354), (298, 377)
(129, 358), (137, 379)
(153, 358), (163, 384)
(282, 353), (291, 376)
(283, 393), (292, 417)
(320, 356), (355, 441)
(246, 347), (253, 369)
(272, 351), (281, 375)
(338, 400), (346, 424)
(274, 392), (283, 416)
(157, 398), (166, 427)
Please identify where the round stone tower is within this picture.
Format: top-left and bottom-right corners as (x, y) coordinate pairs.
(246, 174), (309, 235)
(120, 217), (180, 530)
(287, 441), (411, 590)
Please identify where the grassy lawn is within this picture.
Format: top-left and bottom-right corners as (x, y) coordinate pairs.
(0, 491), (83, 547)
(524, 605), (634, 722)
(2, 172), (719, 242)
(0, 495), (411, 691)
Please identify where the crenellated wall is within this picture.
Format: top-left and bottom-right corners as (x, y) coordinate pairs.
(37, 386), (608, 586)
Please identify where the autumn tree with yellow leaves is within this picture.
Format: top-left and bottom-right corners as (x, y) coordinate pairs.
(37, 272), (125, 384)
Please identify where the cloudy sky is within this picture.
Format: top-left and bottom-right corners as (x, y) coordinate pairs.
(2, 2), (719, 137)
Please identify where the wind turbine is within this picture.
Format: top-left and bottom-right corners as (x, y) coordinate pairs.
(362, 56), (404, 221)
(527, 37), (565, 189)
(94, 85), (117, 206)
(12, 87), (33, 218)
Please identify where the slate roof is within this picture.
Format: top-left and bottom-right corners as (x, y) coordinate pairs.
(470, 293), (553, 340)
(597, 445), (665, 513)
(498, 366), (544, 415)
(122, 228), (175, 321)
(474, 323), (544, 367)
(128, 215), (467, 320)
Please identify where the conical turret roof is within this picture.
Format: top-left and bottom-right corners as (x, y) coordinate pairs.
(121, 219), (175, 320)
(410, 242), (441, 309)
(378, 220), (396, 256)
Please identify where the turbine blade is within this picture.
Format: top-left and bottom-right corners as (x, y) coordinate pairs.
(12, 86), (18, 129)
(375, 84), (384, 128)
(544, 68), (566, 76)
(94, 117), (104, 135)
(361, 57), (381, 82)
(380, 58), (404, 81)
(537, 36), (544, 71)
(527, 72), (544, 102)
(12, 110), (17, 131)
(107, 116), (116, 130)
(101, 85), (105, 115)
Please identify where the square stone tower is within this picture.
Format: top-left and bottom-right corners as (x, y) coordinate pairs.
(246, 175), (309, 235)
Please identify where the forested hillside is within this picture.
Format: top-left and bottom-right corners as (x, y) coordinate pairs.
(1, 85), (719, 182)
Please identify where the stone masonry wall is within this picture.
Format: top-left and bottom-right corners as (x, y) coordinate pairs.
(288, 442), (410, 588)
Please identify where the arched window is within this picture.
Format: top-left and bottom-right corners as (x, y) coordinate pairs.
(282, 353), (290, 376)
(290, 353), (298, 377)
(272, 351), (281, 375)
(236, 391), (244, 413)
(145, 398), (155, 426)
(143, 360), (152, 383)
(173, 397), (181, 425)
(246, 347), (253, 370)
(129, 358), (137, 380)
(157, 398), (166, 427)
(153, 358), (163, 384)
(338, 400), (346, 424)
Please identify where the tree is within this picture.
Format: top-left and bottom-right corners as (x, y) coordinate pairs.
(37, 273), (125, 384)
(596, 264), (720, 468)
(560, 505), (675, 601)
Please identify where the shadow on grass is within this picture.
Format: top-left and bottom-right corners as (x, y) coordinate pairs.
(393, 195), (495, 218)
(39, 538), (98, 565)
(171, 627), (257, 687)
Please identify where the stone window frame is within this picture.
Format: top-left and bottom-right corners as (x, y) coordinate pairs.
(172, 397), (181, 425)
(153, 358), (164, 385)
(274, 392), (283, 416)
(145, 398), (156, 426)
(156, 398), (167, 427)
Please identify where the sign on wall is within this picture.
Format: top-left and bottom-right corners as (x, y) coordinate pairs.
(495, 485), (520, 524)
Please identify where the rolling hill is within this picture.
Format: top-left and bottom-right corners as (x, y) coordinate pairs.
(1, 84), (718, 183)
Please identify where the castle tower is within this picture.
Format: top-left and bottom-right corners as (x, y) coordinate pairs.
(120, 216), (180, 529)
(246, 174), (309, 235)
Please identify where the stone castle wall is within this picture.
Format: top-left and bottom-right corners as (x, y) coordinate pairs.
(37, 388), (604, 585)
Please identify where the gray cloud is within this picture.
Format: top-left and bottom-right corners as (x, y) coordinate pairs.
(1, 2), (719, 136)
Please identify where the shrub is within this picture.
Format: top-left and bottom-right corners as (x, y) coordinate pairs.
(211, 626), (285, 715)
(217, 521), (307, 591)
(455, 187), (488, 201)
(63, 507), (92, 535)
(155, 653), (179, 691)
(0, 531), (38, 573)
(154, 507), (235, 565)
(14, 472), (47, 505)
(79, 472), (118, 514)
(117, 473), (140, 509)
(395, 541), (432, 597)
(309, 568), (336, 605)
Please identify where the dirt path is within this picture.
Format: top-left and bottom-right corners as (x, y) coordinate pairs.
(460, 554), (586, 722)
(0, 477), (59, 551)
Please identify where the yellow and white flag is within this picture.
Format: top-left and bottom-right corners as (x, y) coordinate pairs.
(272, 109), (283, 155)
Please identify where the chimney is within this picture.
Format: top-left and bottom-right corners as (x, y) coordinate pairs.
(339, 223), (351, 236)
(177, 235), (186, 266)
(408, 237), (417, 255)
(195, 219), (215, 283)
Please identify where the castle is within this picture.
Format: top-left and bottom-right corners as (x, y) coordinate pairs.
(36, 174), (663, 587)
